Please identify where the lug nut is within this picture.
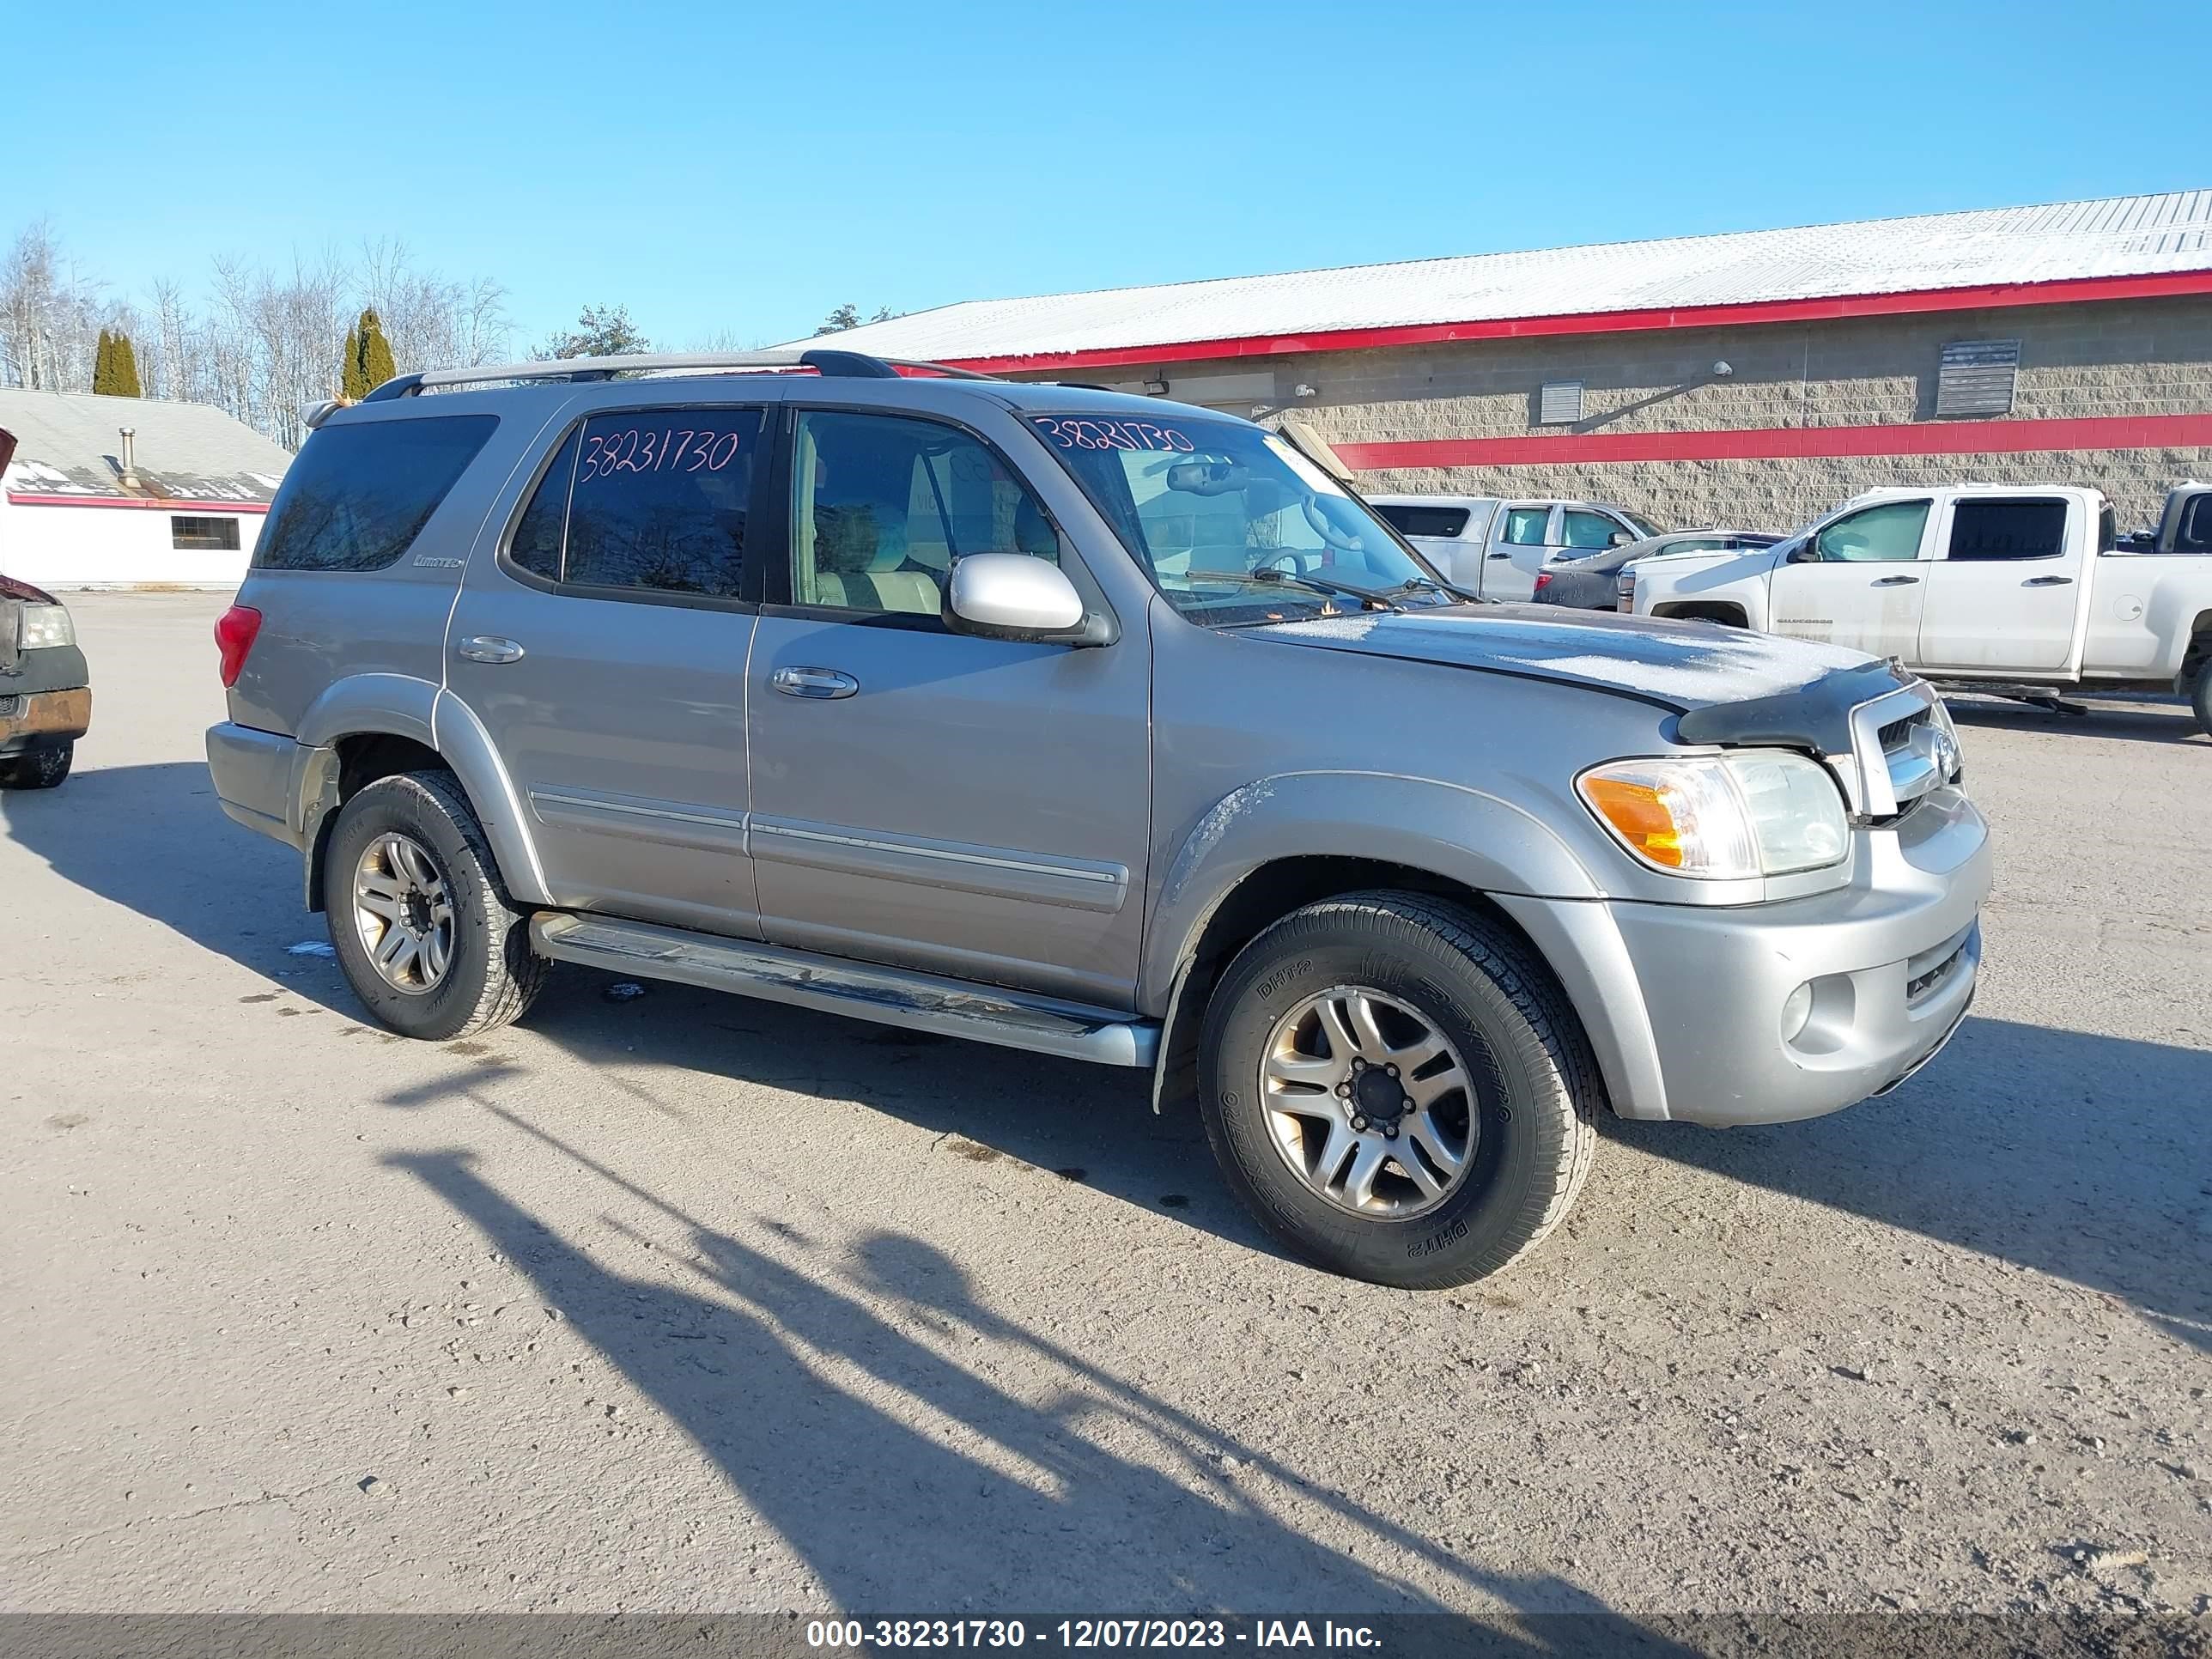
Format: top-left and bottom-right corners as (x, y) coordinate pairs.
(1385, 1064), (1399, 1078)
(1335, 1083), (1351, 1097)
(1352, 1116), (1368, 1131)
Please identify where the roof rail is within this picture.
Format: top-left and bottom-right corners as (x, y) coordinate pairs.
(359, 349), (996, 403)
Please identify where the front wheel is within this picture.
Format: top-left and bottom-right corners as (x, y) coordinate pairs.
(0, 740), (73, 789)
(323, 769), (547, 1041)
(1197, 891), (1600, 1289)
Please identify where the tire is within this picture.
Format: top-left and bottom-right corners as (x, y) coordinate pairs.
(0, 740), (73, 790)
(322, 769), (548, 1042)
(2193, 662), (2212, 739)
(1197, 890), (1600, 1289)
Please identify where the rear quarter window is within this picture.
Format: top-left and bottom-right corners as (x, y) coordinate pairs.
(253, 414), (496, 573)
(1373, 504), (1470, 539)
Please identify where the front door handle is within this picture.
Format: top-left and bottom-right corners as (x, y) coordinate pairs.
(1486, 551), (1512, 560)
(457, 635), (525, 664)
(2021, 574), (2075, 586)
(771, 665), (860, 700)
(1869, 575), (1921, 587)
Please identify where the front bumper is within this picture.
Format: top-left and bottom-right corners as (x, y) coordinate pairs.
(0, 686), (92, 756)
(1502, 784), (1990, 1127)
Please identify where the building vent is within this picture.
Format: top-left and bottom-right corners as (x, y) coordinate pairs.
(1935, 340), (2020, 416)
(1537, 380), (1584, 425)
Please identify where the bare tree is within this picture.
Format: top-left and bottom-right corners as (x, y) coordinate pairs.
(0, 220), (106, 391)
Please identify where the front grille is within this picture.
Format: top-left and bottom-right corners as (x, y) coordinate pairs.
(1905, 927), (1974, 1004)
(1879, 710), (1929, 752)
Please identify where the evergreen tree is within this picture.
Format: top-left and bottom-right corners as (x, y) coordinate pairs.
(112, 331), (142, 398)
(537, 304), (649, 360)
(93, 328), (114, 394)
(340, 315), (368, 401)
(357, 307), (396, 392)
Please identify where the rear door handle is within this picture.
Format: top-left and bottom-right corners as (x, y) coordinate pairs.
(771, 665), (860, 700)
(457, 635), (525, 664)
(2021, 574), (2075, 586)
(1486, 551), (1512, 560)
(1869, 575), (1920, 587)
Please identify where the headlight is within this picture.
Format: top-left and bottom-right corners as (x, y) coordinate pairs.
(1924, 694), (1963, 779)
(1577, 750), (1849, 878)
(16, 603), (76, 650)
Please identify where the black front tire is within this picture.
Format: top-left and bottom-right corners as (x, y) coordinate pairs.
(1197, 891), (1600, 1289)
(323, 769), (547, 1042)
(0, 740), (73, 790)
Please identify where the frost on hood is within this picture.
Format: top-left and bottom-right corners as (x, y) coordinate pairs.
(1248, 609), (1874, 705)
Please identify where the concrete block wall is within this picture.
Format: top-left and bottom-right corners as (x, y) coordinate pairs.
(1016, 295), (2212, 531)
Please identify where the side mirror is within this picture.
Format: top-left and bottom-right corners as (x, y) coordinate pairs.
(945, 555), (1109, 645)
(1786, 541), (1820, 564)
(1607, 530), (1635, 549)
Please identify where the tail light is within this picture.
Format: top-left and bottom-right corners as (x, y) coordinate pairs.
(1532, 573), (1553, 592)
(214, 605), (263, 687)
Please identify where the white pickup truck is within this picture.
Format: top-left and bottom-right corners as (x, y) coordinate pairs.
(1624, 484), (2212, 737)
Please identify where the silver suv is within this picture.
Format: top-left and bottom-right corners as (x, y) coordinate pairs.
(206, 349), (1990, 1288)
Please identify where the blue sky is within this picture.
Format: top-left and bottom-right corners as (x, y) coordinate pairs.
(6, 0), (2203, 352)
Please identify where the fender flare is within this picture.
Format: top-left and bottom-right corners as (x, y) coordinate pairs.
(1140, 769), (1601, 1007)
(289, 674), (552, 908)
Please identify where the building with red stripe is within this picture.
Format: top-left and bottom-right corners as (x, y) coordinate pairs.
(799, 191), (2212, 532)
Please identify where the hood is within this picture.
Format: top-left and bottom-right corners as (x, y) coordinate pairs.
(1240, 604), (1877, 710)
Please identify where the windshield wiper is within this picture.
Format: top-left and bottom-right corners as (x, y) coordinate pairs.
(1181, 568), (1405, 610)
(1389, 574), (1483, 604)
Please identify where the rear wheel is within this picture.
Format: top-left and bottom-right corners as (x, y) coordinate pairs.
(0, 740), (72, 790)
(323, 770), (547, 1041)
(1197, 890), (1600, 1289)
(2192, 661), (2212, 739)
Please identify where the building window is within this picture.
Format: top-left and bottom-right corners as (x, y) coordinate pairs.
(1537, 380), (1584, 425)
(1935, 340), (2020, 417)
(172, 515), (242, 551)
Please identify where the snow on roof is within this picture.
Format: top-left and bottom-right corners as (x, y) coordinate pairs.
(0, 389), (292, 505)
(792, 191), (2212, 367)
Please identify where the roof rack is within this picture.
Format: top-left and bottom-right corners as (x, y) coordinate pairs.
(358, 348), (997, 404)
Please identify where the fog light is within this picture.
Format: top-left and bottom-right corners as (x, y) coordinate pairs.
(1781, 981), (1814, 1042)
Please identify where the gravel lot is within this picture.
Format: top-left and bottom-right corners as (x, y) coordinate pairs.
(3, 593), (2208, 1624)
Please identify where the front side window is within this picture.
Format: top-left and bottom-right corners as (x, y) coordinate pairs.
(792, 411), (1056, 618)
(1812, 501), (1929, 563)
(1500, 507), (1552, 545)
(2173, 495), (2211, 554)
(255, 414), (495, 572)
(1029, 411), (1439, 623)
(1561, 509), (1624, 550)
(505, 409), (760, 598)
(1945, 498), (2068, 562)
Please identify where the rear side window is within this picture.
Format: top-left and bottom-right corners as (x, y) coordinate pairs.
(507, 409), (762, 599)
(253, 415), (495, 572)
(1946, 498), (2067, 562)
(1501, 507), (1551, 545)
(1372, 504), (1469, 539)
(2175, 495), (2212, 554)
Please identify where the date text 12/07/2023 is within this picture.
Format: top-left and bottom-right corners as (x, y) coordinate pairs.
(802, 1618), (1384, 1650)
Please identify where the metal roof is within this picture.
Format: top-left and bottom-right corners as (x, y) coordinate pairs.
(0, 390), (292, 505)
(790, 191), (2212, 368)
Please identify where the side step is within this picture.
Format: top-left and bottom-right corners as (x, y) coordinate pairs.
(531, 913), (1158, 1068)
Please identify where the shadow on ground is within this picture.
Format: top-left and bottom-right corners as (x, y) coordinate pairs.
(14, 762), (2210, 1350)
(1944, 692), (2205, 747)
(386, 1130), (1702, 1639)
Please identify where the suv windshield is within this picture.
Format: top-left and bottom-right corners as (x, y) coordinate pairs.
(1026, 413), (1443, 621)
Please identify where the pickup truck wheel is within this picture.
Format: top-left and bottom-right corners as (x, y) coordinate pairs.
(0, 740), (73, 789)
(1197, 891), (1598, 1289)
(2192, 663), (2212, 738)
(322, 770), (547, 1042)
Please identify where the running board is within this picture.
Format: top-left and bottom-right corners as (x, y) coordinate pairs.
(531, 913), (1158, 1067)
